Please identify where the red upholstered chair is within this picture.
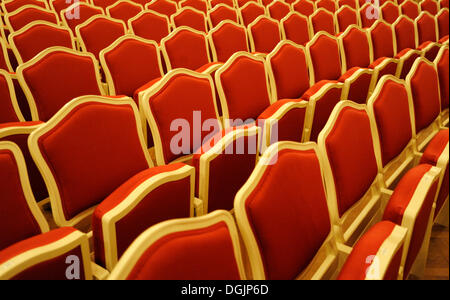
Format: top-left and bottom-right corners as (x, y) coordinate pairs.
(5, 5), (58, 32)
(359, 2), (380, 28)
(28, 96), (156, 228)
(75, 15), (127, 60)
(145, 0), (178, 18)
(414, 11), (441, 61)
(60, 2), (104, 35)
(248, 16), (281, 53)
(292, 0), (315, 17)
(0, 70), (25, 123)
(172, 7), (207, 32)
(393, 16), (423, 78)
(208, 21), (250, 63)
(1, 0), (48, 13)
(0, 39), (13, 72)
(128, 10), (170, 43)
(108, 210), (246, 280)
(309, 7), (336, 35)
(91, 0), (118, 10)
(280, 11), (311, 46)
(267, 0), (291, 21)
(335, 5), (359, 33)
(317, 0), (337, 13)
(16, 47), (104, 122)
(434, 46), (449, 125)
(420, 0), (439, 14)
(338, 0), (359, 9)
(237, 0), (259, 7)
(106, 0), (143, 25)
(0, 141), (92, 280)
(8, 21), (75, 65)
(380, 1), (400, 24)
(208, 3), (239, 28)
(238, 1), (266, 27)
(210, 0), (236, 8)
(180, 0), (208, 13)
(400, 0), (420, 20)
(436, 8), (449, 43)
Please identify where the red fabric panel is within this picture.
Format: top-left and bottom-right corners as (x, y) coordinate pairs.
(383, 164), (437, 279)
(268, 2), (290, 21)
(244, 148), (331, 279)
(293, 0), (315, 17)
(339, 0), (358, 9)
(360, 5), (378, 28)
(241, 3), (265, 26)
(311, 10), (335, 35)
(409, 61), (441, 133)
(282, 13), (310, 46)
(62, 5), (103, 33)
(339, 68), (372, 104)
(436, 48), (449, 111)
(337, 7), (358, 33)
(211, 23), (248, 63)
(420, 0), (438, 15)
(8, 8), (58, 31)
(394, 17), (416, 51)
(0, 45), (10, 71)
(37, 102), (150, 220)
(317, 0), (336, 13)
(209, 6), (238, 27)
(146, 0), (178, 18)
(126, 222), (242, 280)
(370, 22), (395, 59)
(370, 59), (398, 78)
(381, 3), (399, 24)
(417, 14), (437, 45)
(0, 74), (21, 123)
(309, 34), (342, 82)
(210, 0), (235, 8)
(164, 29), (209, 70)
(108, 2), (142, 24)
(325, 106), (379, 216)
(396, 50), (420, 79)
(130, 11), (169, 43)
(92, 164), (191, 267)
(11, 77), (32, 121)
(437, 10), (449, 39)
(3, 0), (47, 12)
(401, 1), (420, 20)
(103, 38), (162, 97)
(181, 0), (208, 14)
(342, 28), (371, 69)
(174, 9), (207, 32)
(20, 50), (102, 121)
(337, 221), (398, 280)
(91, 0), (117, 9)
(250, 17), (280, 54)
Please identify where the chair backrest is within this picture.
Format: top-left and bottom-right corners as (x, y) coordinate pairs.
(237, 0), (259, 7)
(50, 0), (89, 21)
(336, 5), (359, 33)
(234, 142), (333, 279)
(239, 1), (266, 27)
(141, 69), (221, 165)
(208, 20), (249, 62)
(60, 2), (105, 34)
(405, 58), (441, 134)
(267, 0), (291, 21)
(317, 0), (337, 13)
(210, 0), (235, 8)
(76, 15), (127, 60)
(436, 8), (449, 39)
(208, 3), (239, 28)
(5, 5), (58, 32)
(368, 20), (396, 61)
(100, 35), (164, 97)
(2, 0), (48, 13)
(0, 39), (13, 72)
(420, 0), (439, 14)
(17, 47), (104, 121)
(172, 7), (207, 32)
(9, 21), (75, 65)
(248, 16), (281, 53)
(215, 52), (272, 127)
(338, 25), (373, 72)
(306, 32), (342, 83)
(359, 2), (380, 28)
(128, 10), (170, 43)
(0, 70), (25, 123)
(338, 0), (359, 10)
(161, 26), (211, 71)
(380, 1), (400, 24)
(145, 0), (178, 18)
(108, 210), (246, 280)
(441, 0), (449, 8)
(280, 11), (311, 46)
(180, 0), (208, 13)
(400, 0), (420, 20)
(0, 141), (49, 251)
(28, 96), (152, 227)
(106, 0), (143, 24)
(266, 40), (310, 100)
(434, 46), (449, 111)
(393, 15), (416, 51)
(292, 0), (315, 17)
(415, 11), (438, 46)
(309, 7), (336, 35)
(367, 75), (415, 167)
(91, 0), (118, 10)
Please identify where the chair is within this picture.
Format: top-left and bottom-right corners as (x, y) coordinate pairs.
(309, 7), (336, 35)
(248, 16), (281, 53)
(8, 21), (75, 65)
(239, 1), (266, 27)
(145, 0), (178, 18)
(380, 1), (400, 24)
(128, 10), (170, 43)
(60, 2), (105, 34)
(0, 39), (13, 72)
(16, 47), (104, 121)
(5, 5), (58, 32)
(420, 0), (439, 14)
(393, 16), (422, 79)
(338, 0), (359, 9)
(335, 5), (359, 33)
(0, 70), (25, 123)
(414, 11), (441, 61)
(0, 141), (92, 280)
(292, 0), (315, 17)
(179, 0), (208, 14)
(280, 11), (311, 46)
(316, 0), (337, 13)
(359, 2), (380, 28)
(208, 20), (250, 63)
(76, 15), (127, 60)
(108, 210), (246, 280)
(434, 45), (449, 125)
(172, 7), (208, 32)
(267, 0), (291, 21)
(1, 0), (48, 13)
(436, 8), (449, 42)
(210, 0), (236, 8)
(106, 0), (143, 25)
(400, 0), (420, 20)
(208, 3), (239, 28)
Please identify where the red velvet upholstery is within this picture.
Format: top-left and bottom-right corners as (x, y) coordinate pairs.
(145, 0), (178, 18)
(360, 4), (380, 28)
(7, 7), (58, 32)
(338, 0), (358, 9)
(268, 1), (291, 21)
(408, 60), (441, 133)
(0, 72), (21, 123)
(107, 1), (142, 24)
(437, 9), (449, 40)
(370, 21), (395, 60)
(92, 0), (117, 9)
(62, 3), (104, 34)
(309, 33), (342, 82)
(396, 49), (421, 79)
(35, 101), (150, 221)
(394, 16), (417, 51)
(163, 28), (209, 70)
(324, 106), (379, 216)
(371, 79), (413, 166)
(369, 57), (398, 77)
(237, 0), (259, 7)
(436, 47), (449, 111)
(129, 11), (170, 43)
(338, 68), (373, 104)
(338, 221), (402, 280)
(180, 0), (208, 14)
(209, 4), (239, 27)
(3, 0), (47, 13)
(19, 50), (102, 121)
(77, 16), (126, 59)
(293, 0), (315, 17)
(243, 148), (331, 279)
(11, 23), (73, 64)
(93, 163), (192, 267)
(420, 0), (439, 15)
(311, 9), (336, 35)
(336, 6), (358, 33)
(102, 37), (162, 98)
(281, 12), (310, 46)
(210, 22), (249, 63)
(416, 13), (438, 45)
(240, 2), (265, 26)
(381, 2), (399, 24)
(317, 0), (336, 13)
(125, 221), (242, 280)
(51, 0), (89, 17)
(210, 0), (235, 8)
(383, 164), (438, 279)
(341, 26), (371, 69)
(0, 42), (11, 71)
(441, 0), (450, 9)
(173, 7), (207, 32)
(249, 17), (281, 54)
(400, 0), (420, 20)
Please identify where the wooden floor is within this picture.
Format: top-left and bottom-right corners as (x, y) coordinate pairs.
(421, 224), (449, 280)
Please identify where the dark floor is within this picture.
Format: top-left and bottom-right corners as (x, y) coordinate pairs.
(422, 224), (449, 280)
